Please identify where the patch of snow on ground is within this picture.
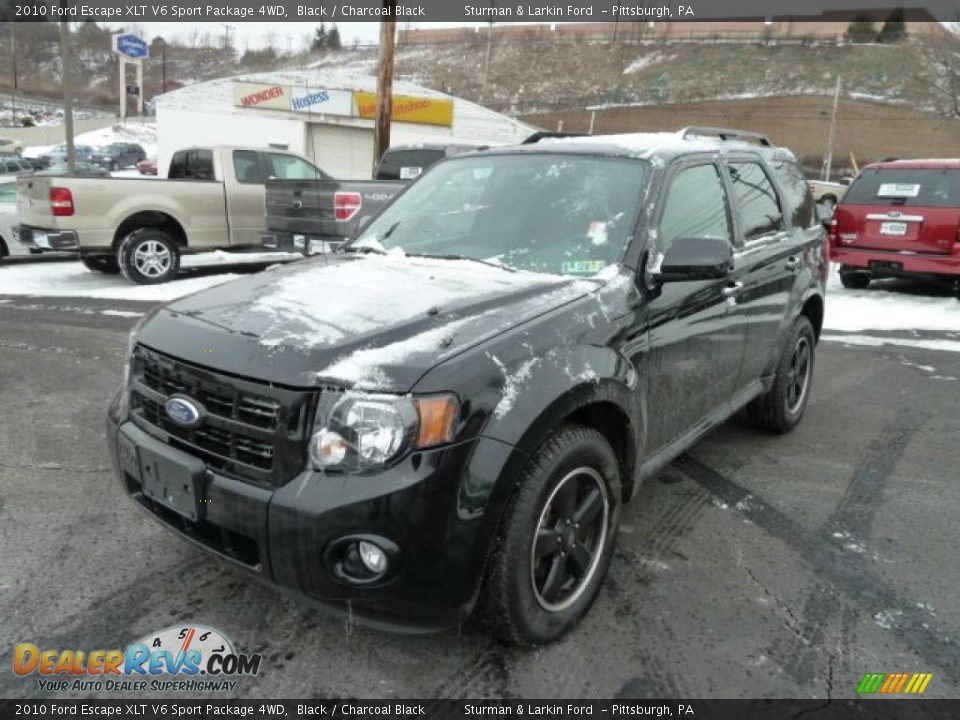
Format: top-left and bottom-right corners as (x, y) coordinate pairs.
(873, 609), (903, 630)
(825, 267), (960, 334)
(822, 334), (960, 355)
(0, 257), (287, 301)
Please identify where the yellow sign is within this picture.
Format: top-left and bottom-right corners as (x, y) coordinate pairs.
(353, 92), (454, 127)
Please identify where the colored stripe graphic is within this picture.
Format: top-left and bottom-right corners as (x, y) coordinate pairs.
(858, 672), (932, 694)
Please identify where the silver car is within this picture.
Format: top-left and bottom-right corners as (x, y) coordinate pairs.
(0, 179), (28, 259)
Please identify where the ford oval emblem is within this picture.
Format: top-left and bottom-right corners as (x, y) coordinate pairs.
(165, 396), (203, 428)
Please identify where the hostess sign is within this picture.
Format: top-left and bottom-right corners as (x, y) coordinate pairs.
(291, 88), (354, 116)
(233, 81), (454, 127)
(112, 34), (149, 60)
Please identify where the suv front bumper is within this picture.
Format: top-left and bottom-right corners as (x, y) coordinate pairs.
(107, 397), (516, 632)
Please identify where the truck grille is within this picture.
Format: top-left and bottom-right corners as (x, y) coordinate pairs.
(129, 345), (313, 487)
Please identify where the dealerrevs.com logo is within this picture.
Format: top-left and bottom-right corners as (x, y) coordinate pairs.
(14, 625), (262, 693)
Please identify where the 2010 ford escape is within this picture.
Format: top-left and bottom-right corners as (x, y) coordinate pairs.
(107, 128), (827, 645)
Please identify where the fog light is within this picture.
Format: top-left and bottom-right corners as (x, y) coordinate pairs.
(358, 541), (387, 574)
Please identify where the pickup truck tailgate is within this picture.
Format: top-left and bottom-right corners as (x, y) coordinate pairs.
(16, 176), (55, 225)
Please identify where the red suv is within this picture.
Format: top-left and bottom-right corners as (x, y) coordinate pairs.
(829, 159), (960, 292)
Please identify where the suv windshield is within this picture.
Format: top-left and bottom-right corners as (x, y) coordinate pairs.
(844, 168), (960, 208)
(352, 153), (649, 276)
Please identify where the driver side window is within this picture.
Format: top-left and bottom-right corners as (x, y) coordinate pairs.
(658, 163), (732, 253)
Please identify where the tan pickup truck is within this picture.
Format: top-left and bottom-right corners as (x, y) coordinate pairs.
(17, 145), (329, 284)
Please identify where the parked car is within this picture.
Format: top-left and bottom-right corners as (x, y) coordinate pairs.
(0, 179), (27, 259)
(18, 146), (324, 283)
(38, 143), (96, 167)
(263, 144), (481, 254)
(808, 179), (848, 209)
(829, 159), (960, 292)
(36, 161), (110, 178)
(137, 158), (158, 176)
(374, 143), (481, 181)
(0, 155), (34, 178)
(107, 127), (826, 645)
(90, 142), (147, 171)
(0, 137), (24, 155)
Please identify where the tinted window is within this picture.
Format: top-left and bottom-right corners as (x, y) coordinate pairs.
(844, 168), (960, 208)
(659, 164), (732, 252)
(376, 149), (446, 180)
(3, 161), (18, 173)
(168, 152), (187, 178)
(772, 159), (815, 228)
(233, 151), (263, 184)
(267, 153), (327, 180)
(727, 162), (784, 241)
(354, 154), (649, 277)
(0, 183), (15, 203)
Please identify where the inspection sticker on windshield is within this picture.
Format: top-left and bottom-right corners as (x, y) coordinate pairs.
(587, 221), (608, 246)
(562, 260), (607, 275)
(877, 183), (921, 198)
(399, 166), (422, 180)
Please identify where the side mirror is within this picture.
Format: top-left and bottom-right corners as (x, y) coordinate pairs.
(654, 236), (733, 283)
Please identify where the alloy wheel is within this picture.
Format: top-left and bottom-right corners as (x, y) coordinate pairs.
(786, 336), (812, 414)
(133, 241), (172, 278)
(530, 466), (610, 612)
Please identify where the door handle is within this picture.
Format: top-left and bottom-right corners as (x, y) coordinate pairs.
(785, 256), (801, 271)
(291, 200), (303, 210)
(721, 281), (744, 298)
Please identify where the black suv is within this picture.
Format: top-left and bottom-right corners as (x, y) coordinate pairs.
(90, 142), (147, 171)
(107, 128), (827, 645)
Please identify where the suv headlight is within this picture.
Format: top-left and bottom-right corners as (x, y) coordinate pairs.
(309, 392), (459, 472)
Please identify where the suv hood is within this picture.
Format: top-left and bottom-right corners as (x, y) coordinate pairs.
(137, 254), (599, 391)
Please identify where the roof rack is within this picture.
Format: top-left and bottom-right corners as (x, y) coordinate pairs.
(681, 127), (773, 147)
(522, 131), (587, 145)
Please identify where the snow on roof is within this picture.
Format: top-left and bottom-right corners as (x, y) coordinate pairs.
(538, 131), (785, 160)
(153, 68), (535, 141)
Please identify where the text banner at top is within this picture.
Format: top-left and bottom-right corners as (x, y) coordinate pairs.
(3, 0), (958, 23)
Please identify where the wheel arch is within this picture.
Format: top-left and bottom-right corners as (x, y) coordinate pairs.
(800, 292), (824, 341)
(113, 211), (187, 249)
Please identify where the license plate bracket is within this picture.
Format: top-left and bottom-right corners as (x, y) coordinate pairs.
(139, 445), (205, 522)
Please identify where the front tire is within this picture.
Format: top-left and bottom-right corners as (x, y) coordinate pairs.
(480, 424), (621, 646)
(81, 255), (120, 274)
(747, 316), (816, 434)
(118, 229), (179, 285)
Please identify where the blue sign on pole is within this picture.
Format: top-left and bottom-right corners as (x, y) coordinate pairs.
(113, 34), (149, 60)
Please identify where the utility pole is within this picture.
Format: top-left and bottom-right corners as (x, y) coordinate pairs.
(10, 32), (17, 127)
(373, 6), (396, 176)
(822, 74), (842, 182)
(483, 9), (496, 91)
(58, 10), (76, 174)
(160, 38), (167, 94)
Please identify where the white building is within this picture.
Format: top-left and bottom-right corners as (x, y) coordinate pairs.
(154, 70), (536, 179)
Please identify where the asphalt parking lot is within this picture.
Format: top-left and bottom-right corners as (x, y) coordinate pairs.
(1, 280), (958, 701)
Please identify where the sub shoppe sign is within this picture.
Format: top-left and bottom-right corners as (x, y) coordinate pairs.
(233, 81), (455, 127)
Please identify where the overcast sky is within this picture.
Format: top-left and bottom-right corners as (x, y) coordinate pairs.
(104, 22), (491, 52)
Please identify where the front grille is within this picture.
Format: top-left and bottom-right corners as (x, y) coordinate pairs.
(130, 346), (313, 487)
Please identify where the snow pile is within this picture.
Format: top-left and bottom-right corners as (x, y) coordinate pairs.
(0, 253), (297, 301)
(26, 122), (158, 159)
(824, 268), (960, 334)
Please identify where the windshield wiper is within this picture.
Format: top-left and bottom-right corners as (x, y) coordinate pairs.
(406, 252), (517, 273)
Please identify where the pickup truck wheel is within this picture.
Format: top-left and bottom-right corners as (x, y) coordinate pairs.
(839, 268), (871, 289)
(747, 316), (816, 434)
(480, 424), (621, 646)
(119, 230), (180, 285)
(81, 255), (120, 274)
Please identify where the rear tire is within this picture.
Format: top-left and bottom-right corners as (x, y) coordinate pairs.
(118, 229), (179, 285)
(479, 424), (621, 646)
(81, 255), (120, 274)
(840, 269), (870, 289)
(747, 316), (816, 434)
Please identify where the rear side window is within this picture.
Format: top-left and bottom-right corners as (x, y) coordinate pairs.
(0, 183), (15, 203)
(844, 168), (960, 208)
(233, 150), (263, 184)
(771, 159), (815, 228)
(727, 162), (785, 241)
(266, 153), (327, 180)
(3, 161), (18, 173)
(659, 163), (732, 251)
(377, 149), (445, 180)
(169, 150), (215, 180)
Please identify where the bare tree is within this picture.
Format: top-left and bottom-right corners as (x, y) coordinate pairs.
(913, 22), (960, 119)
